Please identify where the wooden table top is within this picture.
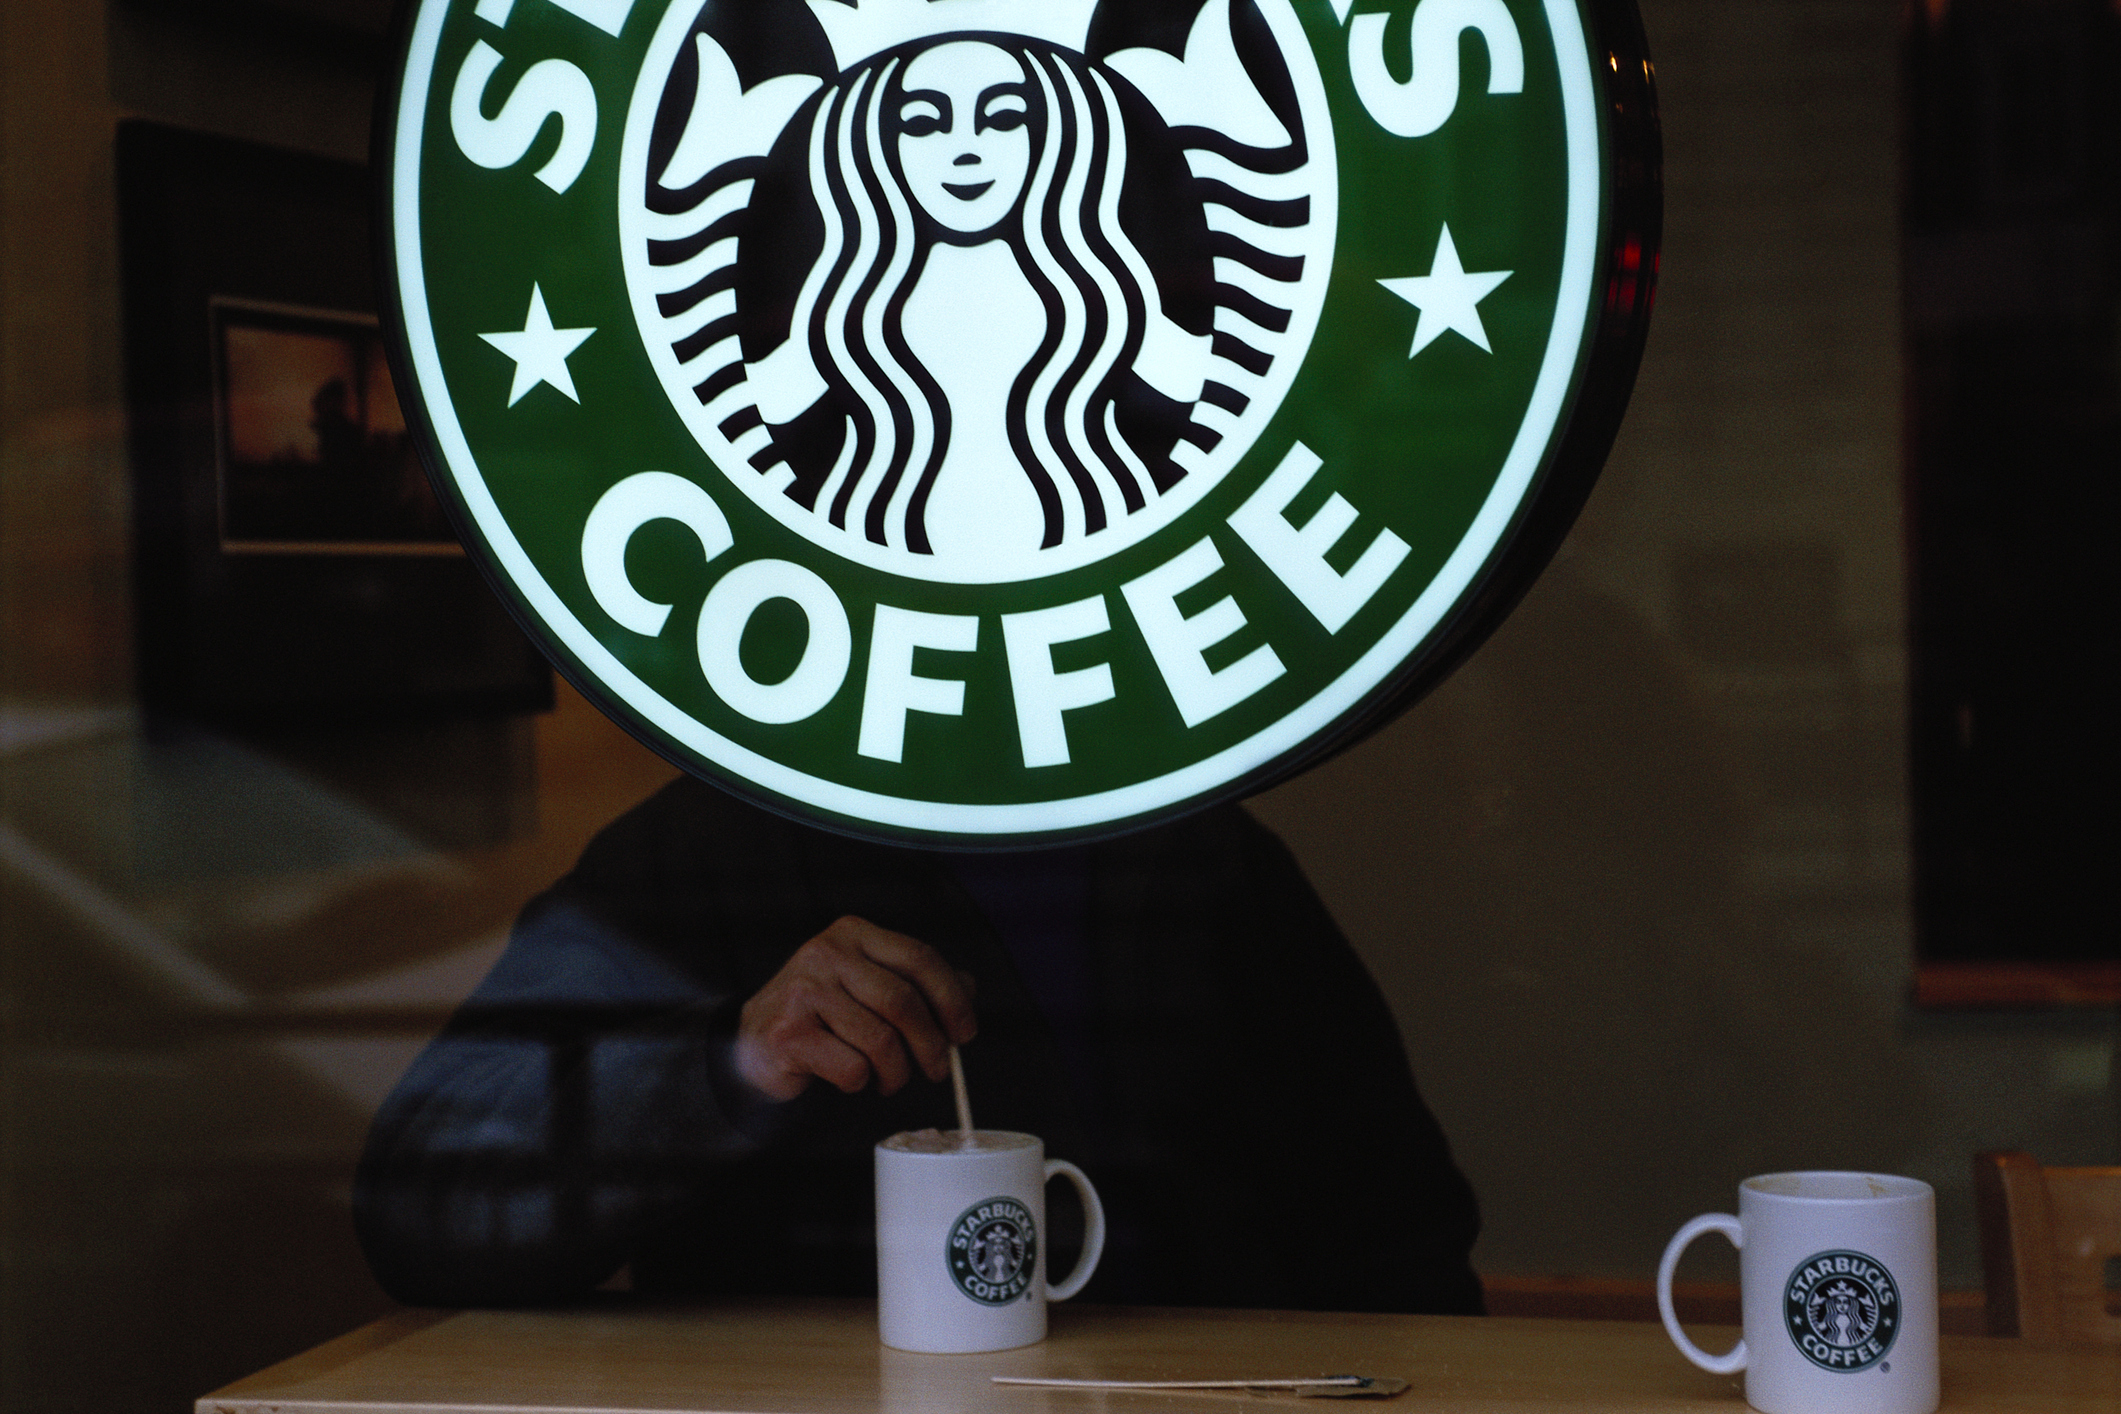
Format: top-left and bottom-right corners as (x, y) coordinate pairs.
(197, 1299), (2119, 1414)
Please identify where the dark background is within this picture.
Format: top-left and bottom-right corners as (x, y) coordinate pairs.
(1903, 0), (2120, 969)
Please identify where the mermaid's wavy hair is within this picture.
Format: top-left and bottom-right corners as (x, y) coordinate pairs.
(792, 39), (1162, 553)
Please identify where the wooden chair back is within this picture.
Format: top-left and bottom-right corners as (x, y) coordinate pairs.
(1973, 1151), (2121, 1343)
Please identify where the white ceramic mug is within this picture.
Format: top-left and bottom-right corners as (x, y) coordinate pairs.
(874, 1129), (1106, 1353)
(1658, 1172), (1939, 1414)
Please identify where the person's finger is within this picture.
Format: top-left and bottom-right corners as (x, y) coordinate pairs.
(734, 1029), (822, 1102)
(839, 955), (952, 1082)
(814, 985), (917, 1095)
(780, 1026), (873, 1095)
(831, 918), (980, 1046)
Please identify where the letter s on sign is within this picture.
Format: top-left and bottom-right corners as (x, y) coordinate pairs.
(1350, 0), (1525, 139)
(450, 40), (597, 194)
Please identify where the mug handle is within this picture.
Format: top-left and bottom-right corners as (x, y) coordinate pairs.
(1043, 1159), (1106, 1302)
(1657, 1214), (1747, 1375)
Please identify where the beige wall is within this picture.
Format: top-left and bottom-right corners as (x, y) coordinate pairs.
(1, 2), (2113, 1411)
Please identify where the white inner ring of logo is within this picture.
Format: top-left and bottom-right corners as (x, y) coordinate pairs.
(616, 1), (1338, 584)
(391, 0), (1606, 837)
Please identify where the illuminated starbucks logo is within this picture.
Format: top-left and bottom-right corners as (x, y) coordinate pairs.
(383, 0), (1657, 844)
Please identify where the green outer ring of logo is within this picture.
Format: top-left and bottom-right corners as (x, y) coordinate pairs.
(1783, 1248), (1902, 1373)
(377, 0), (1661, 847)
(946, 1196), (1037, 1306)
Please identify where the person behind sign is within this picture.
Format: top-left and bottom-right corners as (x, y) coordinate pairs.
(353, 777), (1484, 1315)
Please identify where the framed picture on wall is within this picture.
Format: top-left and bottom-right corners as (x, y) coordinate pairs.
(210, 296), (458, 555)
(117, 120), (552, 726)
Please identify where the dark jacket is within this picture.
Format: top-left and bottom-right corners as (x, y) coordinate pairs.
(354, 778), (1483, 1314)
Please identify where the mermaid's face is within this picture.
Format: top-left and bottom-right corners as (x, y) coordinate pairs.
(896, 42), (1034, 238)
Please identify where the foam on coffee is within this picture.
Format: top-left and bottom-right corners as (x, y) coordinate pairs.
(880, 1128), (1037, 1154)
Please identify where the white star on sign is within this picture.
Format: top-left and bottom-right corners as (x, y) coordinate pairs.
(1379, 226), (1513, 358)
(479, 284), (595, 407)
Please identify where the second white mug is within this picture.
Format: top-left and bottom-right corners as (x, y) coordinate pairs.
(1658, 1171), (1939, 1414)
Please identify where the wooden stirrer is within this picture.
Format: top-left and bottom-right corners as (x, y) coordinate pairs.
(948, 1044), (974, 1136)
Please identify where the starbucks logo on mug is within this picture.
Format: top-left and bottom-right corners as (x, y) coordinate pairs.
(946, 1196), (1037, 1305)
(1784, 1250), (1901, 1373)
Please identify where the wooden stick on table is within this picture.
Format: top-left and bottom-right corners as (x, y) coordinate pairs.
(993, 1374), (1408, 1399)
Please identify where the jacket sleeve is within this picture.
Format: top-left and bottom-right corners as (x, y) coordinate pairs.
(352, 791), (788, 1307)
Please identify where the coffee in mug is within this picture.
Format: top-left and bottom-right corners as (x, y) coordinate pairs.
(875, 1129), (1105, 1354)
(1658, 1172), (1938, 1414)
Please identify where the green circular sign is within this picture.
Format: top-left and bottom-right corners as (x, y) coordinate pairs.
(381, 0), (1659, 845)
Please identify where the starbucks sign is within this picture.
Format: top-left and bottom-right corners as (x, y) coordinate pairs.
(382, 0), (1659, 845)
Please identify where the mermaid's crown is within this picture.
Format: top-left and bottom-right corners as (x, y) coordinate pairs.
(806, 0), (1099, 71)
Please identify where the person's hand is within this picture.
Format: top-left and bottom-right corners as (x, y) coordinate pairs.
(735, 916), (977, 1102)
